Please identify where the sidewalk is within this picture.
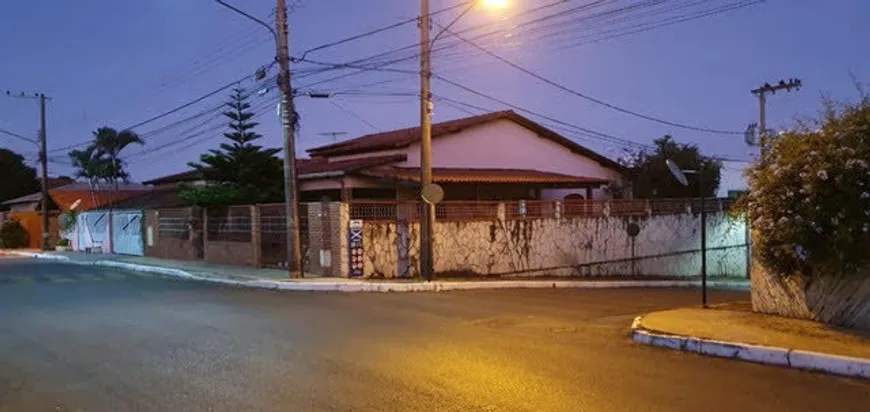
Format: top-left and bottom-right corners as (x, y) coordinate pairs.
(5, 249), (749, 293)
(631, 303), (870, 379)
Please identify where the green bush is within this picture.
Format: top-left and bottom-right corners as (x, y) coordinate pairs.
(57, 238), (70, 247)
(0, 219), (29, 249)
(741, 97), (870, 277)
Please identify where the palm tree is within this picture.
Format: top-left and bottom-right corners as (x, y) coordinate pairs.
(68, 127), (143, 184)
(92, 127), (143, 183)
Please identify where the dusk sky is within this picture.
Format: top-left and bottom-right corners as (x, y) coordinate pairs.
(2, 0), (869, 195)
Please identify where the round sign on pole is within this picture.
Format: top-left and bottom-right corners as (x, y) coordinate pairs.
(421, 183), (444, 205)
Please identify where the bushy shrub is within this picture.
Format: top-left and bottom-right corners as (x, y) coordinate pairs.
(0, 219), (29, 249)
(742, 97), (870, 277)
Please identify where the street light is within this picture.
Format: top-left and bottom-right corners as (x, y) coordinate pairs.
(418, 0), (512, 282)
(666, 159), (708, 308)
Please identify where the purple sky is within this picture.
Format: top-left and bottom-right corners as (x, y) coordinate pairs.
(1, 0), (868, 195)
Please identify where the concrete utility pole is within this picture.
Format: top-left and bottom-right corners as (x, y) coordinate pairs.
(6, 91), (51, 250)
(214, 0), (304, 278)
(751, 78), (802, 155)
(419, 0), (435, 282)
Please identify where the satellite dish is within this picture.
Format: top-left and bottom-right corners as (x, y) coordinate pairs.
(421, 183), (444, 205)
(70, 199), (82, 211)
(666, 159), (689, 187)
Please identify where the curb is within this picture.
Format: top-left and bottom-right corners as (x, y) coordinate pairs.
(7, 251), (749, 293)
(630, 315), (870, 380)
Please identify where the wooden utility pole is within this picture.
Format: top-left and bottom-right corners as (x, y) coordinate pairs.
(6, 91), (51, 250)
(38, 94), (50, 251)
(275, 0), (304, 278)
(419, 0), (435, 282)
(214, 0), (304, 277)
(751, 78), (802, 155)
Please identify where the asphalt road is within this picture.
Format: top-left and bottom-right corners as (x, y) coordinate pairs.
(1, 258), (868, 412)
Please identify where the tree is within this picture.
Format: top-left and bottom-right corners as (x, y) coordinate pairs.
(741, 94), (870, 329)
(180, 88), (284, 207)
(69, 127), (143, 183)
(622, 135), (721, 198)
(0, 148), (40, 209)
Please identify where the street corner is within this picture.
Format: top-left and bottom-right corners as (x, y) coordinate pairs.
(629, 305), (870, 380)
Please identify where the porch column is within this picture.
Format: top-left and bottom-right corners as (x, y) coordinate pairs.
(585, 187), (593, 200)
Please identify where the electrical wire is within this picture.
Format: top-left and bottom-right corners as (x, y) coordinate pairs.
(435, 18), (744, 135)
(0, 127), (36, 144)
(328, 100), (380, 132)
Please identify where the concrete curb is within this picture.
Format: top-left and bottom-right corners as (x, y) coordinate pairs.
(630, 315), (870, 380)
(8, 251), (749, 293)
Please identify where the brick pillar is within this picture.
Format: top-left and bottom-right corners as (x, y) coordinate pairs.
(251, 205), (262, 268)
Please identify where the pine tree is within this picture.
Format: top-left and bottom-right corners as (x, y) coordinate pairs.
(182, 88), (284, 206)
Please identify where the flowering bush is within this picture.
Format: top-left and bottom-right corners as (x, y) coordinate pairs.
(742, 98), (870, 277)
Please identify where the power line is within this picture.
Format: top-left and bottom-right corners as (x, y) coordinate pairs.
(328, 100), (380, 132)
(0, 127), (36, 144)
(295, 1), (475, 59)
(434, 76), (651, 149)
(433, 16), (744, 135)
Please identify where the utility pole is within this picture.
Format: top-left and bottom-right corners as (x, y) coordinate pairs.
(751, 78), (802, 155)
(214, 0), (303, 278)
(6, 91), (51, 250)
(38, 94), (50, 251)
(275, 0), (304, 278)
(419, 0), (435, 282)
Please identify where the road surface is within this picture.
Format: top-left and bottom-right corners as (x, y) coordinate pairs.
(1, 257), (868, 411)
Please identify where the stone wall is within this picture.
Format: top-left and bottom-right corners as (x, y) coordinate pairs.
(752, 263), (870, 330)
(360, 210), (748, 279)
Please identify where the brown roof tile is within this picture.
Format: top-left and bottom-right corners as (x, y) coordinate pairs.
(297, 154), (406, 176)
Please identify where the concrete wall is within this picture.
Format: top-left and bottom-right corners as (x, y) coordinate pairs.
(360, 209), (748, 279)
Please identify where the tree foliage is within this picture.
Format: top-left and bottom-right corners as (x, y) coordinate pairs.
(740, 97), (870, 278)
(622, 135), (722, 198)
(0, 218), (28, 248)
(0, 148), (39, 209)
(181, 88), (284, 207)
(69, 127), (143, 183)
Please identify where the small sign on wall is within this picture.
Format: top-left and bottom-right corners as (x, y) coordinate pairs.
(349, 219), (364, 278)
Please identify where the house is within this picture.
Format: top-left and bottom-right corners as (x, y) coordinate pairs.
(143, 111), (626, 202)
(298, 110), (625, 202)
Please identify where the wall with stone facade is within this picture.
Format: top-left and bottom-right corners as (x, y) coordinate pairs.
(752, 262), (870, 330)
(359, 209), (748, 279)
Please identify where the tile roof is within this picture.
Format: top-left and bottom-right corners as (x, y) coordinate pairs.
(142, 155), (408, 185)
(111, 186), (188, 209)
(306, 110), (624, 171)
(358, 167), (610, 185)
(49, 189), (152, 211)
(142, 170), (205, 186)
(297, 154), (407, 177)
